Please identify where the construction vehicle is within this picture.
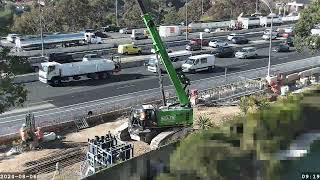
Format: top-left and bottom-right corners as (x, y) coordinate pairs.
(117, 0), (193, 147)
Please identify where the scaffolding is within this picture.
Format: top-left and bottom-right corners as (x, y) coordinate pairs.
(81, 132), (134, 178)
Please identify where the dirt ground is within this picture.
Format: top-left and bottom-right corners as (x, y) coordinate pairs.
(0, 106), (240, 180)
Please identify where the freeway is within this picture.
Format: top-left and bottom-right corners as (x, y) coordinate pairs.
(1, 47), (319, 119)
(13, 28), (266, 57)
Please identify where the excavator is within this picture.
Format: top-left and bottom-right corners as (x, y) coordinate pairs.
(117, 0), (194, 147)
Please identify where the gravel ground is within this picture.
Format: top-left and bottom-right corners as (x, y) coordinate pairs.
(0, 106), (240, 180)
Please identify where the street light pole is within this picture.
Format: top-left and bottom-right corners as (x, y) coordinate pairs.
(260, 0), (273, 77)
(185, 0), (188, 40)
(201, 0), (203, 15)
(268, 16), (273, 77)
(39, 4), (44, 57)
(115, 0), (119, 27)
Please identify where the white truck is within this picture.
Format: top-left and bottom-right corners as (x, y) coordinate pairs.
(239, 16), (261, 29)
(84, 29), (103, 44)
(147, 51), (191, 73)
(39, 57), (121, 86)
(260, 16), (283, 27)
(159, 26), (181, 37)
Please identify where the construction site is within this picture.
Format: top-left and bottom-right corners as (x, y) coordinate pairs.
(0, 62), (319, 179)
(1, 0), (320, 179)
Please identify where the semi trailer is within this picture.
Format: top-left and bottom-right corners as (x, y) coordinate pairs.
(39, 56), (121, 86)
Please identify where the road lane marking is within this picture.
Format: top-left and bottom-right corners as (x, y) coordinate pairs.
(28, 100), (53, 106)
(278, 57), (289, 60)
(1, 103), (56, 116)
(69, 87), (85, 91)
(234, 64), (249, 68)
(116, 84), (135, 89)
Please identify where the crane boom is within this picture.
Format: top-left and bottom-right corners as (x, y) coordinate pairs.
(136, 0), (190, 107)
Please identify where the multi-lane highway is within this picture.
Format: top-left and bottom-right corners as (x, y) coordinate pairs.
(3, 47), (319, 116)
(0, 47), (319, 136)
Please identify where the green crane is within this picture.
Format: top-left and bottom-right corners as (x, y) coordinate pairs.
(125, 0), (194, 143)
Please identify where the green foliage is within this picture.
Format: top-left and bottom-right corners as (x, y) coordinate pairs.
(196, 115), (213, 130)
(0, 47), (28, 114)
(294, 0), (320, 51)
(7, 0), (277, 34)
(0, 7), (13, 35)
(167, 129), (255, 179)
(239, 96), (254, 114)
(163, 7), (181, 25)
(159, 90), (320, 180)
(0, 73), (27, 114)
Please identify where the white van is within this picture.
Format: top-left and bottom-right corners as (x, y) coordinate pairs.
(182, 54), (215, 73)
(147, 51), (192, 73)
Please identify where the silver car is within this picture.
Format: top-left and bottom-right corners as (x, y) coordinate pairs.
(235, 47), (258, 59)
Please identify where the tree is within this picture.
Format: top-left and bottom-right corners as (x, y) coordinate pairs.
(121, 0), (145, 28)
(0, 47), (28, 114)
(294, 0), (320, 51)
(239, 96), (254, 115)
(163, 7), (181, 25)
(0, 2), (14, 35)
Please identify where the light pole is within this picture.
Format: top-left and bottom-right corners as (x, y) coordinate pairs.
(260, 0), (273, 77)
(201, 0), (204, 15)
(185, 0), (188, 40)
(115, 0), (119, 27)
(39, 3), (44, 57)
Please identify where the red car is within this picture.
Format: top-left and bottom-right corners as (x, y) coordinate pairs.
(189, 38), (209, 46)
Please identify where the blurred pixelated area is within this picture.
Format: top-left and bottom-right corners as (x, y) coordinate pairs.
(84, 87), (320, 180)
(154, 88), (320, 180)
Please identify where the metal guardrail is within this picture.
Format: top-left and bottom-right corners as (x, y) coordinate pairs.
(0, 56), (319, 137)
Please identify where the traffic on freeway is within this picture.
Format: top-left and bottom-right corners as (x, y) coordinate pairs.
(2, 46), (318, 119)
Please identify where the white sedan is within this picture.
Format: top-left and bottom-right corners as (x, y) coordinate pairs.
(227, 33), (239, 41)
(209, 39), (228, 48)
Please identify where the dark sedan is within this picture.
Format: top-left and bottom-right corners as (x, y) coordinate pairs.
(284, 37), (294, 47)
(273, 44), (290, 52)
(231, 36), (249, 44)
(211, 46), (235, 58)
(186, 43), (201, 51)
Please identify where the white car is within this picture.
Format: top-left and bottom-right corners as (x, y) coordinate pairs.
(82, 54), (103, 61)
(151, 47), (173, 54)
(209, 39), (228, 48)
(119, 28), (132, 34)
(204, 28), (211, 33)
(235, 47), (258, 59)
(227, 33), (239, 41)
(262, 33), (277, 40)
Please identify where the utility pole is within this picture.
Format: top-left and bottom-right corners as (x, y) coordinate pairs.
(201, 0), (204, 15)
(156, 54), (166, 106)
(39, 3), (44, 57)
(115, 0), (119, 26)
(185, 0), (188, 40)
(255, 0), (259, 13)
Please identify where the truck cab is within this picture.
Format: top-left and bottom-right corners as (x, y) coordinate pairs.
(84, 31), (102, 44)
(38, 62), (60, 84)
